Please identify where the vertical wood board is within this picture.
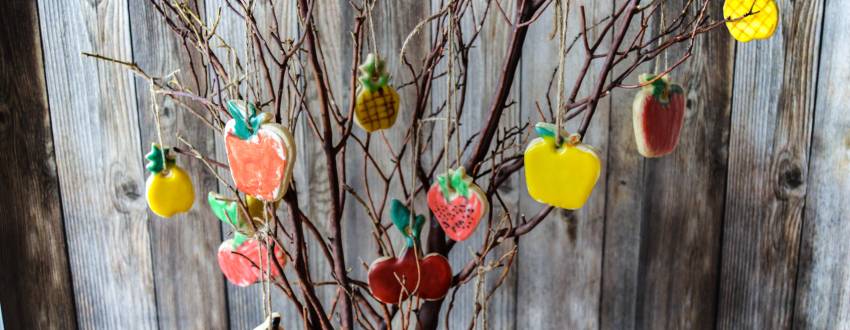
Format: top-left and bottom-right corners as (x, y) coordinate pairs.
(0, 1), (77, 328)
(38, 0), (159, 328)
(718, 0), (824, 328)
(794, 0), (850, 327)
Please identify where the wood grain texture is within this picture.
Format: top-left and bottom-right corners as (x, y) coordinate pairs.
(717, 0), (824, 328)
(517, 0), (611, 328)
(128, 1), (228, 329)
(0, 1), (77, 328)
(602, 1), (734, 329)
(16, 1), (850, 329)
(38, 0), (159, 328)
(794, 0), (850, 328)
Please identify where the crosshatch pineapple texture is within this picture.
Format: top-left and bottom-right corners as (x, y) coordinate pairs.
(355, 86), (400, 132)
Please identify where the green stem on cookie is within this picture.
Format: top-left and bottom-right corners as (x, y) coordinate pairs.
(145, 143), (174, 174)
(390, 199), (425, 248)
(438, 168), (471, 201)
(639, 73), (670, 102)
(227, 100), (263, 139)
(358, 53), (390, 93)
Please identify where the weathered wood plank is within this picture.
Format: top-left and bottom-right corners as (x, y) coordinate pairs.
(517, 0), (611, 328)
(602, 0), (734, 328)
(128, 1), (228, 329)
(0, 1), (77, 328)
(37, 0), (159, 328)
(794, 0), (850, 327)
(717, 0), (824, 328)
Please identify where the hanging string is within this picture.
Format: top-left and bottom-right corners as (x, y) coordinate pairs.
(554, 0), (570, 145)
(245, 3), (261, 105)
(450, 7), (461, 169)
(444, 3), (455, 173)
(257, 202), (272, 328)
(265, 229), (273, 324)
(663, 1), (669, 71)
(150, 85), (169, 174)
(367, 0), (379, 56)
(655, 0), (668, 74)
(409, 120), (421, 224)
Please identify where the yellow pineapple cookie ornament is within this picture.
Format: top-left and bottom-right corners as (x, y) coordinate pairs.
(145, 143), (195, 218)
(524, 123), (601, 210)
(724, 0), (779, 42)
(355, 53), (400, 132)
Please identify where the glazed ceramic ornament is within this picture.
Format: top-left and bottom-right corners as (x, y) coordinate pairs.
(145, 143), (195, 218)
(217, 238), (287, 287)
(354, 53), (400, 132)
(427, 167), (488, 241)
(367, 200), (453, 304)
(224, 100), (296, 201)
(632, 74), (686, 158)
(208, 192), (271, 248)
(724, 0), (779, 42)
(524, 123), (601, 210)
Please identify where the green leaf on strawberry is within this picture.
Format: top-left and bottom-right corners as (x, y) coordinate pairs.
(437, 167), (472, 201)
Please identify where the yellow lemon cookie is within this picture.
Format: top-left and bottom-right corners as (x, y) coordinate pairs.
(145, 144), (195, 218)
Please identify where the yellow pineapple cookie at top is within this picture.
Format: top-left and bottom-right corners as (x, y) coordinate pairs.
(145, 143), (195, 218)
(724, 0), (779, 42)
(354, 53), (400, 132)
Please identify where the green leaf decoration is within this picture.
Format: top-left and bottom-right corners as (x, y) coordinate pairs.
(227, 100), (260, 140)
(411, 214), (425, 240)
(390, 199), (411, 234)
(639, 74), (670, 102)
(232, 232), (248, 249)
(358, 53), (390, 92)
(438, 168), (471, 201)
(390, 199), (425, 248)
(451, 168), (469, 198)
(437, 174), (450, 201)
(145, 143), (173, 174)
(534, 122), (557, 139)
(208, 192), (242, 227)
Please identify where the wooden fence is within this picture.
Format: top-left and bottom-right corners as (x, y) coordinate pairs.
(1, 0), (847, 329)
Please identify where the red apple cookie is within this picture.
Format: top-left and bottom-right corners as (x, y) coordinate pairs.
(368, 200), (452, 304)
(217, 238), (287, 287)
(224, 100), (296, 201)
(633, 74), (686, 158)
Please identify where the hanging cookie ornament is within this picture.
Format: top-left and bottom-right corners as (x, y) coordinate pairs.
(427, 167), (488, 241)
(724, 0), (779, 42)
(217, 238), (287, 287)
(224, 100), (296, 201)
(354, 53), (400, 132)
(524, 123), (601, 210)
(368, 200), (452, 304)
(145, 143), (195, 218)
(208, 192), (267, 248)
(632, 74), (686, 158)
